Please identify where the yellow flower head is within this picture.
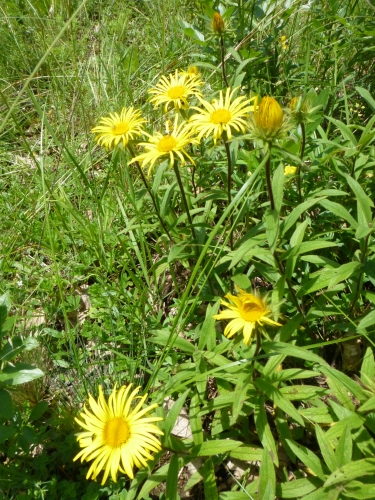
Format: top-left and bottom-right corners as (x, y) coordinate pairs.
(213, 287), (281, 346)
(92, 107), (146, 150)
(255, 96), (283, 133)
(189, 87), (255, 144)
(148, 69), (203, 112)
(284, 165), (297, 175)
(129, 114), (199, 177)
(73, 384), (163, 485)
(248, 96), (289, 143)
(212, 12), (225, 34)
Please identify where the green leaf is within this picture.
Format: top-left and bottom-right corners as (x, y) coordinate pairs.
(335, 424), (352, 468)
(0, 293), (10, 334)
(254, 378), (304, 426)
(276, 477), (323, 498)
(259, 447), (276, 500)
(163, 389), (190, 438)
(262, 342), (329, 367)
(191, 439), (242, 457)
(190, 393), (203, 446)
(319, 199), (358, 228)
(358, 311), (375, 332)
(279, 385), (329, 401)
(166, 454), (179, 500)
(300, 485), (341, 500)
(228, 445), (263, 462)
(315, 425), (337, 473)
(254, 396), (279, 467)
(286, 439), (328, 480)
(326, 116), (357, 146)
(198, 301), (220, 351)
(344, 173), (374, 226)
(0, 336), (25, 362)
(328, 261), (361, 289)
(265, 209), (279, 253)
(324, 458), (375, 487)
(343, 480), (375, 499)
(356, 86), (375, 112)
(0, 389), (13, 419)
(320, 365), (367, 403)
(281, 197), (326, 236)
(281, 240), (338, 262)
(149, 330), (195, 355)
(0, 425), (16, 444)
(203, 458), (218, 500)
(29, 401), (48, 422)
(0, 364), (44, 385)
(361, 347), (375, 382)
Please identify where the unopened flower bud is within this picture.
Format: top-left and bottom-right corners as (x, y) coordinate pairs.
(212, 12), (225, 34)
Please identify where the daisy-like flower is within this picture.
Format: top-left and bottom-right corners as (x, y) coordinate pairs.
(73, 384), (163, 485)
(213, 287), (281, 346)
(189, 87), (255, 145)
(148, 69), (203, 112)
(247, 96), (290, 143)
(129, 114), (199, 177)
(91, 107), (146, 150)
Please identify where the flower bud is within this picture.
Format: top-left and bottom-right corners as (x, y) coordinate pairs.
(212, 12), (225, 34)
(254, 96), (283, 134)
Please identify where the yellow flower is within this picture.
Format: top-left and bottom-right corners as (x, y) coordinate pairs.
(189, 87), (255, 144)
(212, 12), (225, 34)
(148, 69), (203, 112)
(279, 35), (288, 50)
(248, 96), (289, 143)
(284, 165), (297, 175)
(255, 96), (283, 133)
(213, 288), (281, 346)
(91, 107), (146, 150)
(73, 384), (163, 485)
(129, 114), (199, 177)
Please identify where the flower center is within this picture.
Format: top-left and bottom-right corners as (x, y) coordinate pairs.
(112, 122), (130, 136)
(157, 135), (177, 152)
(168, 86), (186, 99)
(240, 301), (263, 322)
(210, 109), (231, 125)
(104, 417), (130, 448)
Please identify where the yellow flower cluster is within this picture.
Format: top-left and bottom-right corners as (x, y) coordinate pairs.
(91, 69), (290, 176)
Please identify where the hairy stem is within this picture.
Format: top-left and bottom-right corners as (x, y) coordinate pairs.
(220, 35), (229, 88)
(223, 136), (234, 251)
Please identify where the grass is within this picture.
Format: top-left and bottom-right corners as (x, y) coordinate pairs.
(1, 0), (375, 498)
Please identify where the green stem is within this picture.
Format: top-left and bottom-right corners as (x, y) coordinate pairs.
(297, 122), (306, 203)
(220, 35), (229, 88)
(223, 137), (234, 251)
(265, 145), (305, 317)
(128, 146), (174, 243)
(173, 163), (195, 242)
(265, 149), (275, 211)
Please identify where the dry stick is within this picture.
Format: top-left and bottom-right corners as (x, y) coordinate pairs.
(223, 136), (234, 252)
(128, 145), (174, 243)
(220, 35), (229, 88)
(297, 121), (306, 203)
(265, 147), (305, 318)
